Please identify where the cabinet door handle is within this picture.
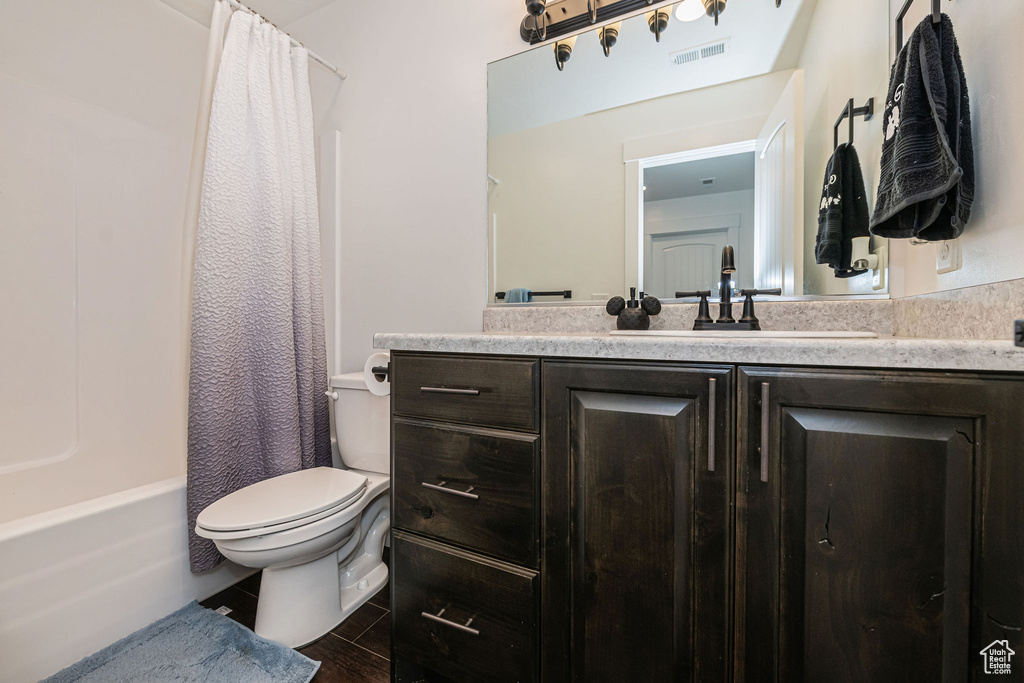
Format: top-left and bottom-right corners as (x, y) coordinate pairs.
(760, 382), (770, 483)
(421, 608), (480, 636)
(421, 481), (479, 500)
(420, 386), (480, 396)
(708, 378), (717, 472)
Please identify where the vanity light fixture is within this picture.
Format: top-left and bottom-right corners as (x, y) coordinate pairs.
(598, 21), (621, 56)
(521, 0), (778, 45)
(554, 34), (577, 70)
(675, 0), (706, 22)
(646, 6), (672, 41)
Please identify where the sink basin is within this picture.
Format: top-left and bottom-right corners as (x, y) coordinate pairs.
(610, 330), (879, 339)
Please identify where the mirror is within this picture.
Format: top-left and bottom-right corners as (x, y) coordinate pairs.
(488, 0), (890, 303)
(642, 147), (756, 298)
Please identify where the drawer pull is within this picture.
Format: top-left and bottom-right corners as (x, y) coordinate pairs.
(420, 386), (481, 396)
(708, 377), (717, 472)
(760, 382), (770, 483)
(421, 481), (479, 500)
(421, 608), (481, 636)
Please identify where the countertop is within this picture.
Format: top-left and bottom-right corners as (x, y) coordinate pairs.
(373, 332), (1024, 373)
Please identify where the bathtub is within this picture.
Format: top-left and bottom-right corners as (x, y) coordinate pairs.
(0, 476), (251, 682)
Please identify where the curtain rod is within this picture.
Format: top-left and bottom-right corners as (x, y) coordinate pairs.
(222, 0), (347, 80)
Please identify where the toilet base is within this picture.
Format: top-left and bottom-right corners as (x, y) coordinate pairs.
(253, 495), (390, 648)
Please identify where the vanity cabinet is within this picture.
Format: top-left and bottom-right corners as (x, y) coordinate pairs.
(389, 352), (1024, 683)
(390, 353), (541, 683)
(541, 362), (735, 683)
(735, 367), (1024, 682)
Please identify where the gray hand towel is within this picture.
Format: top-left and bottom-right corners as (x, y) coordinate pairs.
(870, 14), (974, 241)
(505, 288), (533, 303)
(815, 142), (870, 278)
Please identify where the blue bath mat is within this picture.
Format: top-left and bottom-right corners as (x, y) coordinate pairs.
(41, 601), (320, 683)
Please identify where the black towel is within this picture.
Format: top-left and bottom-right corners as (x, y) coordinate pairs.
(870, 14), (974, 241)
(815, 142), (870, 278)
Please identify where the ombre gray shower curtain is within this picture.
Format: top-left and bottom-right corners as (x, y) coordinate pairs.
(186, 7), (331, 573)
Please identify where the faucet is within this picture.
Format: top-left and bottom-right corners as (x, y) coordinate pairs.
(718, 245), (737, 323)
(676, 245), (781, 331)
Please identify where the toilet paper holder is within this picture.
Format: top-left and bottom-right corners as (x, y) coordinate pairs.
(370, 362), (390, 383)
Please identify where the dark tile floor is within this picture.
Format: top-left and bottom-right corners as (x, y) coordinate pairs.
(200, 555), (391, 683)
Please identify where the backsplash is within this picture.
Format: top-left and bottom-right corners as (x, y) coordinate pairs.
(894, 278), (1024, 340)
(483, 278), (1024, 340)
(484, 300), (896, 336)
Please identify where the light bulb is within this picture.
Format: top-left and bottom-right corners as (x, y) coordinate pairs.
(676, 0), (706, 21)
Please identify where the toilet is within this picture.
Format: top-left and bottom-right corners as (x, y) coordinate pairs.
(195, 370), (390, 648)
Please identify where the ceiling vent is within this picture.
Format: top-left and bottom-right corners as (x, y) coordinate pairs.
(670, 37), (731, 66)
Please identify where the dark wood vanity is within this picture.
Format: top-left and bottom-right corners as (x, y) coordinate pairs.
(388, 352), (1024, 682)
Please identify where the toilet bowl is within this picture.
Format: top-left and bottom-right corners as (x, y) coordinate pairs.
(195, 369), (391, 648)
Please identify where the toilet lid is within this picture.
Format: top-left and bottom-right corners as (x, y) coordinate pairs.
(196, 467), (368, 532)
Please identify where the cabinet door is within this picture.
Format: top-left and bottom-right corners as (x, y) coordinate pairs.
(542, 362), (734, 683)
(736, 368), (1024, 682)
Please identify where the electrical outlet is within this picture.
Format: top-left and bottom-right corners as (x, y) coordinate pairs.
(872, 244), (888, 291)
(937, 239), (962, 274)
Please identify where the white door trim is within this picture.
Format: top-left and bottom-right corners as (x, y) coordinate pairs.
(631, 139), (757, 168)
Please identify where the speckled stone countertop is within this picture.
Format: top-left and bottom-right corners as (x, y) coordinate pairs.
(373, 332), (1024, 373)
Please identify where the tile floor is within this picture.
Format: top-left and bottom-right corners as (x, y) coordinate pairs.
(200, 556), (391, 683)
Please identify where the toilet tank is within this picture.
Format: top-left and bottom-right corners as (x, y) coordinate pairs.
(329, 372), (390, 474)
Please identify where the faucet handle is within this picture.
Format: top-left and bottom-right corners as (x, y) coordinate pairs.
(676, 291), (714, 325)
(737, 289), (781, 327)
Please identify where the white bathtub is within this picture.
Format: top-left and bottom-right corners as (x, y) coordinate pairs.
(0, 476), (252, 683)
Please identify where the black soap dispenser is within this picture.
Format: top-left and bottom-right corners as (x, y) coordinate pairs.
(607, 288), (662, 330)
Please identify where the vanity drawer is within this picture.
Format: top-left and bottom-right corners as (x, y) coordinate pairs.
(392, 354), (540, 432)
(392, 531), (538, 683)
(393, 419), (539, 567)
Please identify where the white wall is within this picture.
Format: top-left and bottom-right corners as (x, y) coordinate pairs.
(0, 0), (204, 521)
(487, 71), (792, 303)
(797, 0), (889, 295)
(0, 4), (247, 678)
(887, 0), (1024, 297)
(284, 0), (526, 373)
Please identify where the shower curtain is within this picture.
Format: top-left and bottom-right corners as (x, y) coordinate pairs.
(185, 7), (332, 573)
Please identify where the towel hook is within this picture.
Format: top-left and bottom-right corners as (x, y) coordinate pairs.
(896, 0), (941, 48)
(833, 98), (875, 150)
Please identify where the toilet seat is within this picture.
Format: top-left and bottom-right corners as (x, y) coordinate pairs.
(196, 467), (367, 541)
(196, 473), (389, 560)
(197, 489), (367, 541)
